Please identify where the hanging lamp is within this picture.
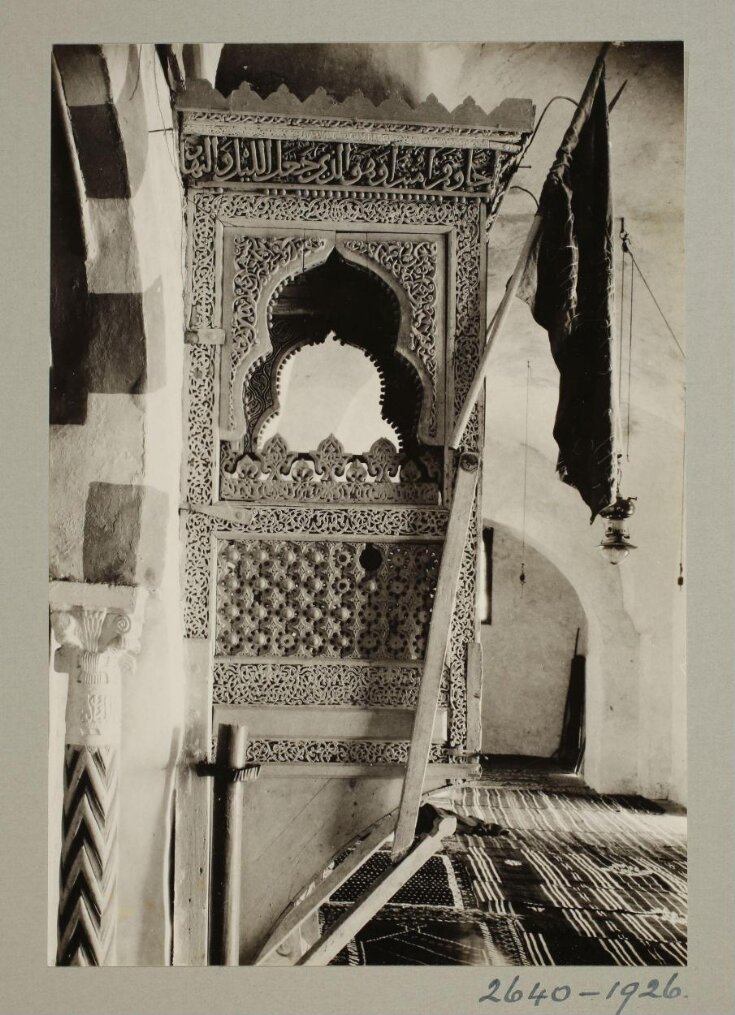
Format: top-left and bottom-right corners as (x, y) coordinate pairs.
(598, 495), (637, 564)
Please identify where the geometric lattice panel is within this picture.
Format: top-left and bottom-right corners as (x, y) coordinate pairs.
(216, 538), (441, 660)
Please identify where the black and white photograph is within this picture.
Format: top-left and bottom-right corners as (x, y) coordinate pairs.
(40, 38), (702, 983)
(45, 40), (691, 973)
(4, 0), (735, 1005)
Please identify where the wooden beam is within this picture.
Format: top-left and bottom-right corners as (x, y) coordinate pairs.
(173, 636), (212, 966)
(465, 641), (484, 754)
(245, 761), (481, 780)
(296, 809), (457, 966)
(391, 455), (479, 859)
(254, 809), (398, 965)
(209, 723), (249, 965)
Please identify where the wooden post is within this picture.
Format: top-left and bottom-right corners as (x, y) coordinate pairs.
(297, 809), (457, 966)
(392, 455), (479, 859)
(465, 641), (484, 754)
(209, 722), (248, 965)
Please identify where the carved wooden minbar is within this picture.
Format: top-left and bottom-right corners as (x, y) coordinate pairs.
(175, 81), (533, 962)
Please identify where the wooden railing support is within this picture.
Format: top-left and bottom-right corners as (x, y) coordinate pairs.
(255, 809), (398, 965)
(296, 808), (457, 966)
(391, 454), (479, 859)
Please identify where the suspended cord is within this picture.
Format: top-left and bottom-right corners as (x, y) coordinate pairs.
(678, 412), (686, 588)
(521, 79), (626, 163)
(618, 222), (626, 400)
(520, 361), (531, 589)
(153, 53), (183, 185)
(621, 225), (686, 586)
(526, 95), (578, 147)
(628, 252), (685, 360)
(626, 252), (635, 462)
(508, 185), (539, 211)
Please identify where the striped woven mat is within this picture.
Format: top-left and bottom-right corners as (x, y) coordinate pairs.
(320, 783), (687, 966)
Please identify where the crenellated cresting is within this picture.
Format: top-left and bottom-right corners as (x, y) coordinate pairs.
(176, 82), (534, 202)
(220, 434), (443, 504)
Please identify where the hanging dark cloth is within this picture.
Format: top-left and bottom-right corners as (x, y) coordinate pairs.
(518, 56), (620, 521)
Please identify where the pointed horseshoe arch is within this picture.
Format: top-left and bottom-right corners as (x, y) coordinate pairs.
(220, 225), (444, 449)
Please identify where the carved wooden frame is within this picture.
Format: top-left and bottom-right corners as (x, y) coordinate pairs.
(209, 219), (448, 450)
(184, 191), (484, 489)
(183, 184), (486, 756)
(172, 96), (533, 967)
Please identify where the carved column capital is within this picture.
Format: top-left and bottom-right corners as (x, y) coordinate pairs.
(50, 582), (147, 748)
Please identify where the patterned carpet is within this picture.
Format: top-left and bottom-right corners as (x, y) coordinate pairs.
(319, 769), (687, 966)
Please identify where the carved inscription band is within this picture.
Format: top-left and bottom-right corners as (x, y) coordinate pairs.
(181, 136), (506, 195)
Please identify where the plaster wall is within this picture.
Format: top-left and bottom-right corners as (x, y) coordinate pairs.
(481, 524), (586, 757)
(479, 265), (684, 801)
(484, 441), (642, 794)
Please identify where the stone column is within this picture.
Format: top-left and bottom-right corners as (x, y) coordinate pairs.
(50, 582), (146, 966)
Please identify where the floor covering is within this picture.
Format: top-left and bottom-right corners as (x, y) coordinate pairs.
(320, 758), (687, 966)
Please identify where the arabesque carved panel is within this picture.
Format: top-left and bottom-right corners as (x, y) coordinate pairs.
(185, 344), (216, 506)
(188, 191), (483, 455)
(242, 738), (448, 765)
(212, 660), (449, 708)
(183, 505), (450, 640)
(448, 503), (480, 746)
(226, 233), (327, 434)
(185, 188), (484, 751)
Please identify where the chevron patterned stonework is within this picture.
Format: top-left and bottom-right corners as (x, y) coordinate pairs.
(57, 746), (119, 965)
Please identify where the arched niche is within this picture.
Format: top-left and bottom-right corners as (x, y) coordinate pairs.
(220, 246), (444, 504)
(480, 520), (589, 759)
(245, 249), (428, 453)
(480, 433), (643, 794)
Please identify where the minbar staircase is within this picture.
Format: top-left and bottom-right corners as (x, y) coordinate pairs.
(208, 451), (478, 965)
(255, 803), (457, 966)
